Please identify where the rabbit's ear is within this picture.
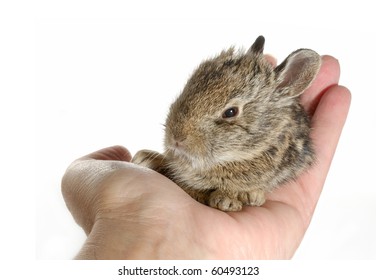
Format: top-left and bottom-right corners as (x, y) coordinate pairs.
(274, 49), (321, 97)
(247, 36), (265, 55)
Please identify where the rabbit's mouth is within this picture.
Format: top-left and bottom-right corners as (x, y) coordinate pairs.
(165, 137), (196, 161)
(166, 144), (215, 171)
(166, 144), (193, 162)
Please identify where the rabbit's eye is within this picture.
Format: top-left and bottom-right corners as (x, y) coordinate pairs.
(222, 107), (239, 118)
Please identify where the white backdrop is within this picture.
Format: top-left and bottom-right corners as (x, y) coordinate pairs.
(34, 1), (376, 259)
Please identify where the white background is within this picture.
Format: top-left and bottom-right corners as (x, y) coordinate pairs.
(3, 0), (375, 262)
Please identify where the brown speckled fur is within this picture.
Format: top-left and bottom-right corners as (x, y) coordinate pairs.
(132, 36), (321, 211)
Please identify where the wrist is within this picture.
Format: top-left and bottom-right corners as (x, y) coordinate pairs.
(75, 212), (212, 259)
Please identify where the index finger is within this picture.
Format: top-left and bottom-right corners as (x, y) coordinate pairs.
(300, 55), (341, 116)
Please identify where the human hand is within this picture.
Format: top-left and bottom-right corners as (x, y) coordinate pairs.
(61, 55), (351, 259)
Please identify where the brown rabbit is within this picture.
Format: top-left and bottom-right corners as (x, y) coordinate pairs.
(132, 36), (321, 211)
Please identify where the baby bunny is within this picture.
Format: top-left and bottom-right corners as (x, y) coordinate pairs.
(132, 36), (321, 211)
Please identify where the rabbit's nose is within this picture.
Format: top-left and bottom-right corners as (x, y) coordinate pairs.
(174, 138), (187, 149)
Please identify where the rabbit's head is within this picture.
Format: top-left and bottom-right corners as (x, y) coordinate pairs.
(164, 36), (321, 171)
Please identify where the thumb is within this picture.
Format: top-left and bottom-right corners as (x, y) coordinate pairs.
(80, 145), (132, 161)
(61, 146), (132, 234)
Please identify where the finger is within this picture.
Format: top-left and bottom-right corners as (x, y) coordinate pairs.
(264, 54), (277, 67)
(266, 85), (351, 229)
(80, 145), (132, 162)
(310, 85), (351, 182)
(300, 55), (341, 116)
(296, 85), (351, 221)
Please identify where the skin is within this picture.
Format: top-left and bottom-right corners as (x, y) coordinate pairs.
(61, 55), (351, 259)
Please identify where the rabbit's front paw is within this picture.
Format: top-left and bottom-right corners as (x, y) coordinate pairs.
(238, 189), (266, 206)
(209, 190), (242, 211)
(131, 149), (165, 171)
